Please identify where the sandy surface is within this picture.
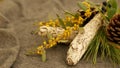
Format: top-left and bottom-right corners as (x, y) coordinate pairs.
(0, 0), (120, 68)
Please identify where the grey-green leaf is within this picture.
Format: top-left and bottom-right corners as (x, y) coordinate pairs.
(41, 50), (46, 62)
(56, 14), (66, 29)
(78, 2), (87, 11)
(66, 21), (74, 27)
(64, 11), (75, 16)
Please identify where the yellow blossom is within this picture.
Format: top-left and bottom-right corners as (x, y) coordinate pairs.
(43, 41), (47, 45)
(48, 39), (52, 43)
(66, 26), (71, 30)
(39, 22), (43, 26)
(37, 50), (42, 54)
(52, 41), (57, 45)
(85, 9), (92, 17)
(66, 16), (71, 21)
(71, 16), (75, 20)
(78, 16), (84, 24)
(55, 37), (60, 41)
(52, 24), (56, 27)
(72, 24), (79, 30)
(55, 19), (59, 22)
(45, 44), (50, 48)
(63, 32), (67, 38)
(63, 21), (66, 25)
(55, 19), (60, 26)
(37, 45), (43, 50)
(46, 24), (50, 27)
(49, 43), (53, 48)
(52, 37), (55, 41)
(37, 45), (44, 55)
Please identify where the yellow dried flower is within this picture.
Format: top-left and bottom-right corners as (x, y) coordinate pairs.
(52, 41), (57, 45)
(37, 45), (43, 50)
(55, 37), (60, 41)
(46, 24), (50, 27)
(49, 44), (53, 48)
(55, 19), (60, 26)
(43, 41), (47, 45)
(78, 16), (84, 24)
(48, 39), (52, 43)
(37, 45), (44, 54)
(39, 22), (43, 26)
(37, 50), (42, 54)
(52, 37), (55, 41)
(72, 24), (79, 30)
(66, 26), (71, 30)
(85, 9), (92, 17)
(71, 16), (75, 20)
(66, 16), (71, 21)
(44, 44), (49, 48)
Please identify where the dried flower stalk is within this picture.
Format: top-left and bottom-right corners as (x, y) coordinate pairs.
(38, 26), (78, 43)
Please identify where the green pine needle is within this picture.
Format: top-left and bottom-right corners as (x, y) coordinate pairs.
(83, 26), (120, 65)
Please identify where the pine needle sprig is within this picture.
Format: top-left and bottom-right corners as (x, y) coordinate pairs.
(83, 25), (120, 65)
(83, 26), (105, 64)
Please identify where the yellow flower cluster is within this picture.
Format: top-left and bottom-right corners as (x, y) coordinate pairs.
(37, 45), (44, 54)
(64, 16), (84, 25)
(39, 19), (60, 27)
(36, 15), (88, 55)
(37, 27), (72, 55)
(85, 9), (92, 17)
(37, 38), (58, 55)
(39, 15), (84, 28)
(62, 27), (71, 40)
(36, 1), (93, 55)
(72, 24), (79, 30)
(82, 1), (92, 18)
(72, 16), (84, 25)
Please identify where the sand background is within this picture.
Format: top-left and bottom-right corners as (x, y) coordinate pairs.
(0, 0), (120, 68)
